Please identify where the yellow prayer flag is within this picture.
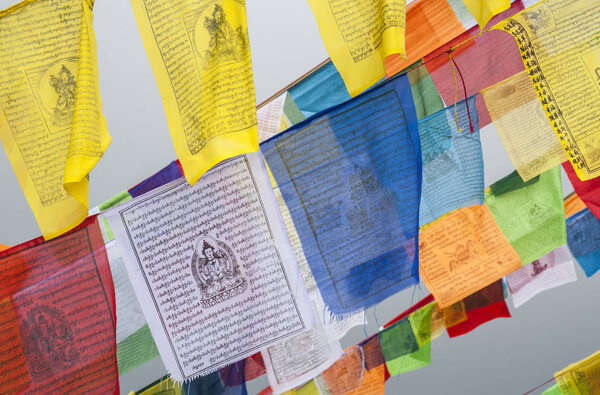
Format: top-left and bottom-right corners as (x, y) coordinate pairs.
(0, 0), (110, 240)
(130, 0), (258, 185)
(463, 0), (509, 30)
(555, 350), (600, 395)
(135, 378), (182, 395)
(306, 0), (406, 96)
(481, 70), (567, 182)
(497, 0), (600, 181)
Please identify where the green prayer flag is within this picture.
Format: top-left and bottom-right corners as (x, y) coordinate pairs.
(98, 190), (132, 241)
(407, 61), (445, 120)
(117, 325), (160, 375)
(485, 166), (566, 265)
(541, 383), (563, 395)
(283, 92), (306, 125)
(381, 304), (433, 376)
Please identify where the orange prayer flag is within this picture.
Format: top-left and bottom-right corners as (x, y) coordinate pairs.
(385, 0), (466, 76)
(564, 193), (587, 218)
(0, 244), (10, 252)
(419, 204), (521, 308)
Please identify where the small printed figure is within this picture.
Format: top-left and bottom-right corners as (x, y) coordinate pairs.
(20, 305), (78, 381)
(191, 236), (247, 308)
(530, 259), (548, 277)
(49, 64), (76, 123)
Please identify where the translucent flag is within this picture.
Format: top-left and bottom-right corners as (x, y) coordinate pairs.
(321, 348), (364, 394)
(446, 280), (510, 338)
(407, 60), (445, 121)
(306, 0), (406, 96)
(424, 1), (525, 128)
(555, 350), (600, 395)
(287, 61), (351, 118)
(462, 0), (509, 30)
(481, 71), (567, 182)
(564, 193), (587, 219)
(258, 94), (288, 143)
(0, 217), (118, 393)
(563, 161), (600, 219)
(262, 74), (421, 314)
(506, 245), (577, 308)
(0, 0), (110, 239)
(419, 204), (521, 308)
(419, 96), (484, 226)
(130, 0), (258, 185)
(567, 208), (600, 278)
(485, 167), (566, 266)
(385, 0), (466, 76)
(497, 0), (600, 181)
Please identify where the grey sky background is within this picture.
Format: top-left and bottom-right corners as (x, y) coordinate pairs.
(0, 0), (598, 394)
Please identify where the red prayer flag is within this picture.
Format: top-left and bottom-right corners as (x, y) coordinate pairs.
(424, 1), (525, 128)
(563, 161), (600, 219)
(0, 217), (118, 394)
(446, 281), (510, 338)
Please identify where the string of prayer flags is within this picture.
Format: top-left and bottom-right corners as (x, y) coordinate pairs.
(419, 204), (521, 308)
(555, 350), (600, 395)
(258, 94), (288, 143)
(563, 161), (600, 219)
(481, 71), (567, 182)
(419, 96), (484, 226)
(0, 0), (110, 240)
(497, 0), (600, 181)
(462, 0), (509, 30)
(446, 280), (511, 338)
(134, 373), (239, 395)
(0, 216), (118, 393)
(506, 245), (577, 308)
(407, 60), (446, 120)
(567, 208), (600, 278)
(321, 348), (364, 394)
(485, 167), (566, 266)
(287, 61), (351, 118)
(564, 193), (587, 219)
(379, 318), (420, 375)
(130, 0), (259, 185)
(424, 1), (525, 128)
(384, 0), (466, 76)
(262, 74), (422, 314)
(103, 153), (313, 381)
(306, 0), (406, 96)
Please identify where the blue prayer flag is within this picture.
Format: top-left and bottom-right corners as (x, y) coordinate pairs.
(261, 74), (422, 314)
(288, 61), (352, 118)
(418, 96), (484, 225)
(567, 208), (600, 277)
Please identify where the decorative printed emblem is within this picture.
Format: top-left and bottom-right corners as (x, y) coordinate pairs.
(194, 0), (249, 69)
(20, 305), (78, 381)
(191, 236), (247, 308)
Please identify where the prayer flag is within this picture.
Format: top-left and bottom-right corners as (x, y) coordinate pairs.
(0, 0), (110, 239)
(481, 70), (567, 182)
(563, 161), (600, 219)
(446, 280), (511, 338)
(567, 208), (600, 278)
(130, 0), (258, 185)
(0, 216), (118, 393)
(462, 0), (509, 30)
(419, 204), (521, 308)
(497, 0), (600, 180)
(485, 167), (566, 265)
(385, 0), (466, 76)
(424, 1), (525, 128)
(306, 0), (406, 96)
(262, 74), (422, 314)
(555, 350), (600, 395)
(419, 96), (484, 226)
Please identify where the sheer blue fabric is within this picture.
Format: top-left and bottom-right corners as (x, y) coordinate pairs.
(288, 61), (351, 117)
(128, 160), (183, 197)
(567, 208), (600, 277)
(418, 96), (484, 225)
(261, 74), (422, 314)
